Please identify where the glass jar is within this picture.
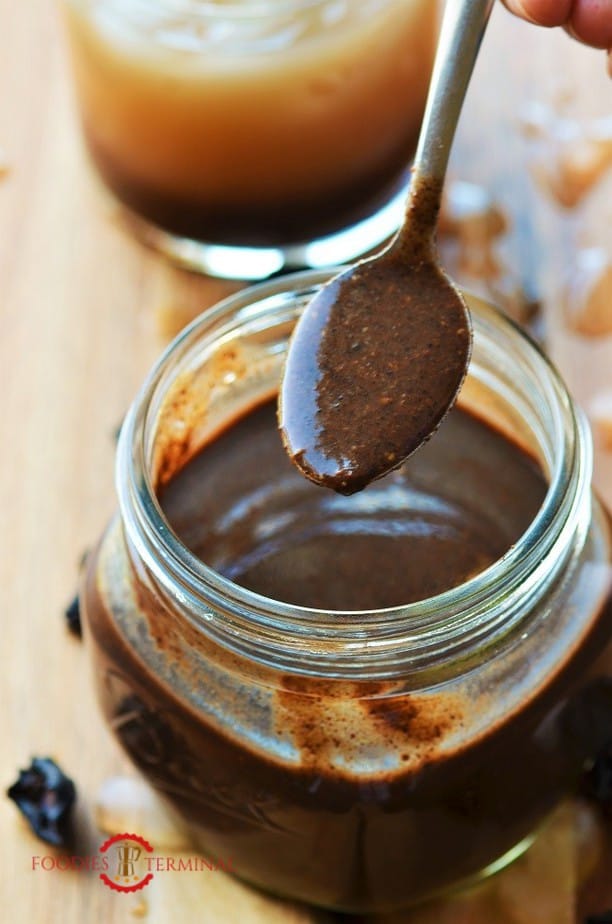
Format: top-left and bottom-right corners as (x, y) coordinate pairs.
(81, 269), (612, 913)
(62, 0), (437, 279)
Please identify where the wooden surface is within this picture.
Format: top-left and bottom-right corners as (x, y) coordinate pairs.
(1, 1), (610, 921)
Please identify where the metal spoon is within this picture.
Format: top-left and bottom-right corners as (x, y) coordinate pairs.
(279, 0), (494, 495)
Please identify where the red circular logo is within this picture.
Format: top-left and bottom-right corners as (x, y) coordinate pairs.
(99, 833), (154, 893)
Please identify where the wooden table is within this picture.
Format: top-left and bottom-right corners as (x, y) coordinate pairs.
(1, 2), (610, 921)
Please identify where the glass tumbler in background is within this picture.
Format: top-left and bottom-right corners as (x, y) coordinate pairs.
(62, 0), (437, 279)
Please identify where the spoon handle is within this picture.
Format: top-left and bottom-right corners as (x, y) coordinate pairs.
(415, 0), (494, 181)
(396, 0), (494, 254)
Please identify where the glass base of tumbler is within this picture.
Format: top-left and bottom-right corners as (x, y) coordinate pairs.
(119, 182), (409, 281)
(404, 830), (538, 912)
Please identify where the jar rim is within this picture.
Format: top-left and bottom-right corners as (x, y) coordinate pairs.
(117, 268), (593, 677)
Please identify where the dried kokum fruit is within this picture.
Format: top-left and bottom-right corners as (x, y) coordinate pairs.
(7, 757), (76, 847)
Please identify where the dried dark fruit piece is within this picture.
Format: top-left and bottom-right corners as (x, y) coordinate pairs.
(7, 757), (76, 846)
(582, 740), (612, 815)
(64, 595), (82, 638)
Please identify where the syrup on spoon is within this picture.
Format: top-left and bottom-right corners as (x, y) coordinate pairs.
(279, 0), (494, 494)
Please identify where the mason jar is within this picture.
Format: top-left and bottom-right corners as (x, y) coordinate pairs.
(62, 0), (437, 279)
(81, 269), (612, 912)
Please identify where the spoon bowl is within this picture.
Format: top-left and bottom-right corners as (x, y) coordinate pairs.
(279, 221), (471, 494)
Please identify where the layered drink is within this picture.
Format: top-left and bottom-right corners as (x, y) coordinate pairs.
(64, 0), (437, 255)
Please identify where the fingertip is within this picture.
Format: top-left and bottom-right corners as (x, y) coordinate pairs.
(503, 0), (573, 28)
(568, 0), (612, 49)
